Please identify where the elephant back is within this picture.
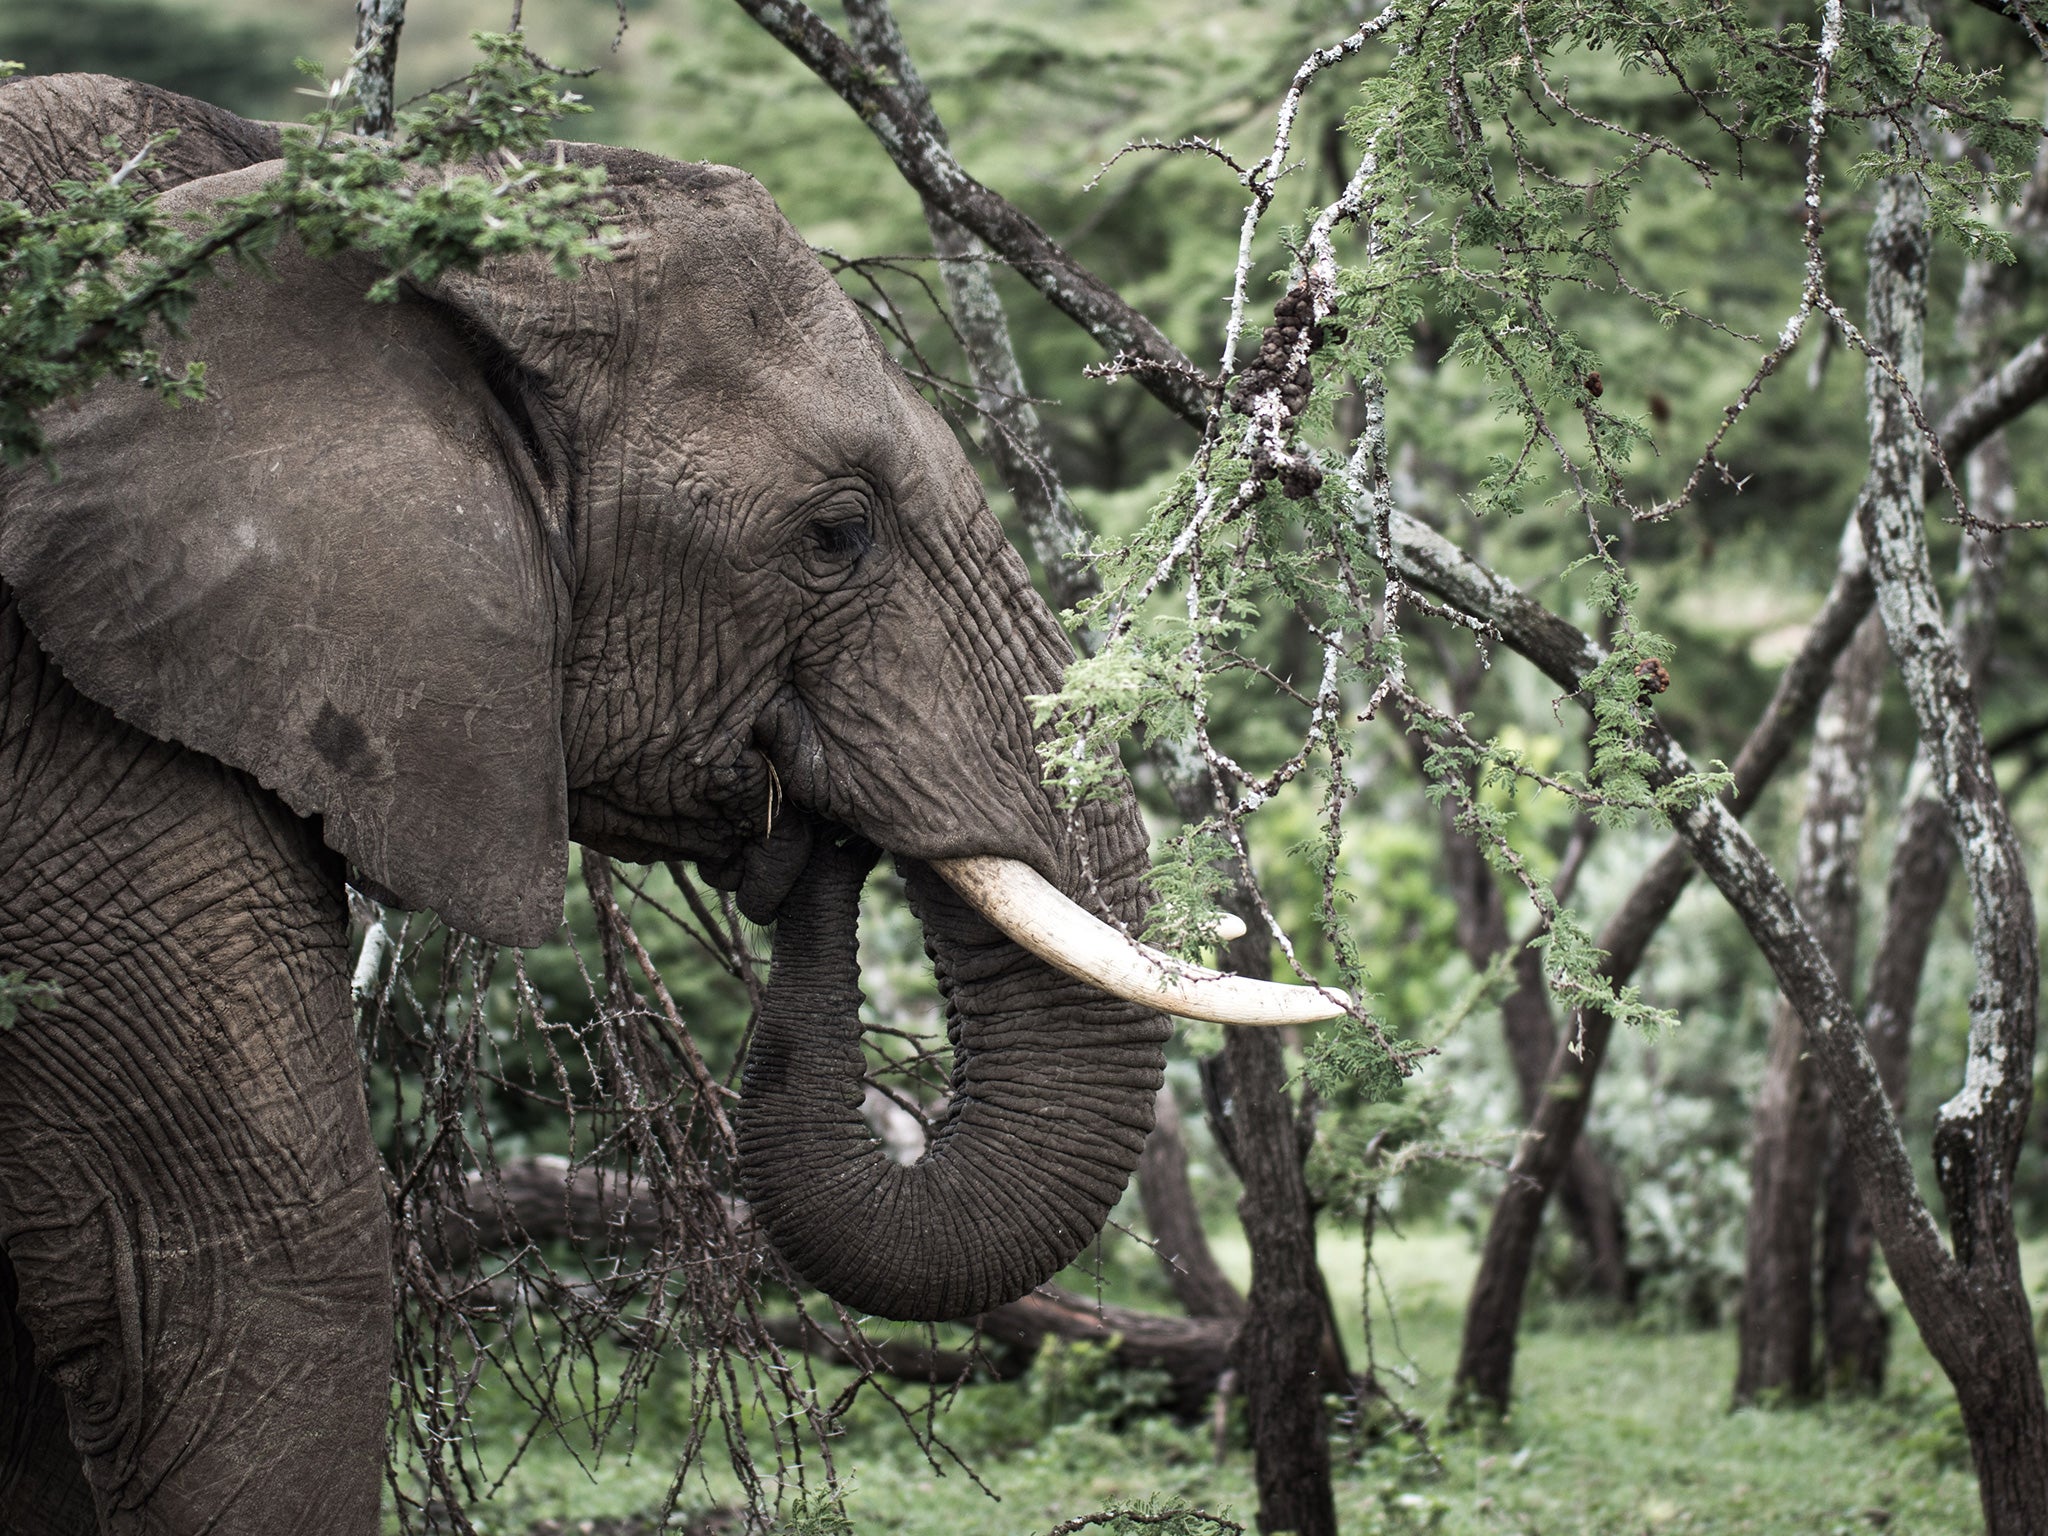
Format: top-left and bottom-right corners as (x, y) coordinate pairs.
(0, 73), (281, 211)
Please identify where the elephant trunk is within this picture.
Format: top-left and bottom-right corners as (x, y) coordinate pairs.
(736, 811), (1171, 1322)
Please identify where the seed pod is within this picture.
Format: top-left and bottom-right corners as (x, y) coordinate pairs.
(1280, 462), (1324, 500)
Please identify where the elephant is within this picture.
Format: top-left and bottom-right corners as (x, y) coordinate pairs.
(0, 73), (1339, 1536)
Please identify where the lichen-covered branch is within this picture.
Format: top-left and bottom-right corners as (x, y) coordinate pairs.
(731, 0), (1219, 425)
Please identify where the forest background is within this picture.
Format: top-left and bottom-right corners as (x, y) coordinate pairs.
(6, 0), (2047, 1531)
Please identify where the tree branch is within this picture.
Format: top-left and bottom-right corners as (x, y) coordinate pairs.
(730, 0), (1212, 425)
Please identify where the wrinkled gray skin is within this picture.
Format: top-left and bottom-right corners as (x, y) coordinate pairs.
(0, 76), (1166, 1536)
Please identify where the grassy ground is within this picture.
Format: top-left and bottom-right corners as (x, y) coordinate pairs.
(418, 1224), (1991, 1535)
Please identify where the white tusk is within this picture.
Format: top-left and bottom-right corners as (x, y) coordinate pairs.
(1209, 913), (1248, 943)
(932, 856), (1349, 1027)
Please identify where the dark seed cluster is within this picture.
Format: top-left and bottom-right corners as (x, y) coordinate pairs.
(1633, 657), (1671, 696)
(1229, 282), (1342, 501)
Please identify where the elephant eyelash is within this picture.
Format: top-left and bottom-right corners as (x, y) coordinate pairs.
(811, 518), (873, 559)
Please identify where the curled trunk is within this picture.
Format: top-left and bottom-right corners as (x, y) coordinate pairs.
(737, 823), (1169, 1321)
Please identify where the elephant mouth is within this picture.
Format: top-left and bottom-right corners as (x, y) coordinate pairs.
(738, 685), (1346, 1027)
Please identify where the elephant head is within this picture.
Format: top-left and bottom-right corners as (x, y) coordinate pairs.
(0, 74), (1339, 1324)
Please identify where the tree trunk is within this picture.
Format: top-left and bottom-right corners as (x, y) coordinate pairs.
(1956, 1309), (2048, 1536)
(1839, 5), (2048, 1517)
(1451, 534), (1879, 1415)
(1736, 1002), (1829, 1401)
(350, 0), (406, 138)
(1735, 611), (1887, 1404)
(1822, 144), (2033, 1391)
(1212, 964), (1339, 1536)
(1138, 1082), (1248, 1320)
(1428, 756), (1629, 1301)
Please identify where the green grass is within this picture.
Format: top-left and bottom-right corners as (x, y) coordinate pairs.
(418, 1223), (1989, 1535)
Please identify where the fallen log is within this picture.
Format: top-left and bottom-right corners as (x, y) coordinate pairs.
(971, 1287), (1237, 1419)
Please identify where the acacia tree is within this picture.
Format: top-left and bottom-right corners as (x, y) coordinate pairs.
(735, 2), (2048, 1530)
(1739, 51), (2048, 1405)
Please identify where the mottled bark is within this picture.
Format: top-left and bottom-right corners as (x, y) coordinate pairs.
(1211, 931), (1339, 1536)
(1822, 147), (2033, 1393)
(1835, 20), (2048, 1515)
(1844, 15), (2048, 1517)
(1735, 611), (1886, 1404)
(351, 0), (406, 139)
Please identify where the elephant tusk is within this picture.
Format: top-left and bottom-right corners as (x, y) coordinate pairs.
(931, 856), (1350, 1027)
(1208, 912), (1249, 942)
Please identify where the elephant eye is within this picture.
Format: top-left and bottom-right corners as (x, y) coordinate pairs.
(812, 517), (873, 560)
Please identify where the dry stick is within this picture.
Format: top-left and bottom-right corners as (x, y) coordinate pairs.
(453, 1156), (1243, 1415)
(583, 851), (741, 1158)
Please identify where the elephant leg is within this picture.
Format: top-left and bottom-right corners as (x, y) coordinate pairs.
(0, 593), (389, 1536)
(0, 1252), (96, 1536)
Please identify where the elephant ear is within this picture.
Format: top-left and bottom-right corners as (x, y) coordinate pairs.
(0, 163), (573, 946)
